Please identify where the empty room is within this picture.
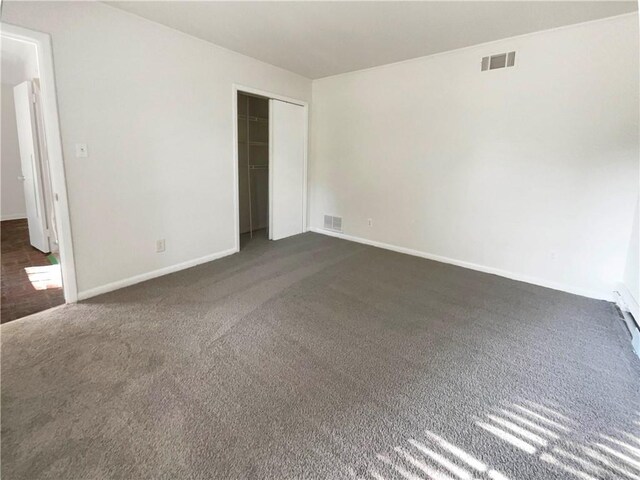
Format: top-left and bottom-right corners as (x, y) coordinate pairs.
(0, 1), (638, 480)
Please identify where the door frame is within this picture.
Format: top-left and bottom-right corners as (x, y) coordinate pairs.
(231, 84), (308, 252)
(1, 22), (78, 303)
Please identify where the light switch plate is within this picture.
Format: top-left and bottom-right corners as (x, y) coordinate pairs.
(75, 143), (88, 158)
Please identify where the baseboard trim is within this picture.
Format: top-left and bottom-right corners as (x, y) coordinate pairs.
(615, 282), (640, 321)
(1, 214), (27, 221)
(310, 227), (611, 301)
(614, 284), (640, 358)
(77, 248), (237, 301)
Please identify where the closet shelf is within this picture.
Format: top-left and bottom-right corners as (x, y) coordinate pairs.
(238, 141), (269, 146)
(249, 165), (268, 170)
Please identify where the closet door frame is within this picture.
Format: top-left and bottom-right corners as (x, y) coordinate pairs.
(231, 84), (308, 252)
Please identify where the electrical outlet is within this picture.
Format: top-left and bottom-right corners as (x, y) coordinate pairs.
(367, 218), (373, 227)
(75, 143), (88, 158)
(156, 239), (166, 253)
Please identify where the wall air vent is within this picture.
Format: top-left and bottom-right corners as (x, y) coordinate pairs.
(323, 215), (343, 233)
(481, 51), (516, 71)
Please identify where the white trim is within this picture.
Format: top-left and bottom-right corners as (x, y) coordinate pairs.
(268, 99), (274, 240)
(232, 84), (309, 251)
(77, 248), (236, 301)
(1, 23), (78, 303)
(614, 285), (640, 358)
(232, 85), (241, 252)
(302, 98), (309, 233)
(1, 213), (27, 221)
(234, 84), (307, 108)
(615, 282), (640, 324)
(310, 227), (612, 301)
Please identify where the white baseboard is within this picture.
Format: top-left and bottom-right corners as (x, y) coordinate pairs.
(615, 282), (640, 321)
(310, 227), (611, 301)
(614, 283), (640, 358)
(77, 247), (237, 301)
(1, 213), (27, 221)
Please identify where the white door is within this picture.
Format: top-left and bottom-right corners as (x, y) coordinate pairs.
(14, 81), (49, 253)
(269, 99), (305, 241)
(33, 81), (58, 252)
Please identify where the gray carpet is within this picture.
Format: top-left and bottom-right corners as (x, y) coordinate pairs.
(2, 232), (639, 480)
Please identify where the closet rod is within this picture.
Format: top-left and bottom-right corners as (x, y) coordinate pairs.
(238, 114), (268, 123)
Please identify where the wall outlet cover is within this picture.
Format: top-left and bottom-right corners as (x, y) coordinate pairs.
(75, 143), (88, 158)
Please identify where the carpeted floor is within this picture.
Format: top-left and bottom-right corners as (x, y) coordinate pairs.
(2, 232), (639, 480)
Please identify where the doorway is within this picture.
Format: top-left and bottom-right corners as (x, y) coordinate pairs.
(234, 86), (308, 252)
(1, 23), (76, 321)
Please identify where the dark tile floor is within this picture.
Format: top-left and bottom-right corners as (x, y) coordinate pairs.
(1, 219), (64, 323)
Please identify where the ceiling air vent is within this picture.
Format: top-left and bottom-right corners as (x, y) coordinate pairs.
(323, 215), (343, 233)
(481, 51), (516, 71)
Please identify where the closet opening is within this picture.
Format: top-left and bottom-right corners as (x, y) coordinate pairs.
(237, 92), (269, 250)
(234, 85), (307, 252)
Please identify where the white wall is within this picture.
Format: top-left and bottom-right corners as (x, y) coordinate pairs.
(2, 2), (311, 297)
(1, 83), (27, 220)
(310, 13), (639, 299)
(1, 36), (39, 86)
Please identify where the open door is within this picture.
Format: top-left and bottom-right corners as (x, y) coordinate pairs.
(269, 99), (305, 241)
(14, 80), (50, 253)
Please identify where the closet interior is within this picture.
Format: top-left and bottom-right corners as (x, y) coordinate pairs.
(238, 93), (269, 246)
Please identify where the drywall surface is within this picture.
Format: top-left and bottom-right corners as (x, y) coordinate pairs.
(310, 14), (639, 299)
(1, 83), (27, 220)
(2, 1), (311, 296)
(623, 199), (639, 310)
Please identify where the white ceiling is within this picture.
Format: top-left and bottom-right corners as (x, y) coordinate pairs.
(1, 36), (39, 86)
(106, 1), (637, 79)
